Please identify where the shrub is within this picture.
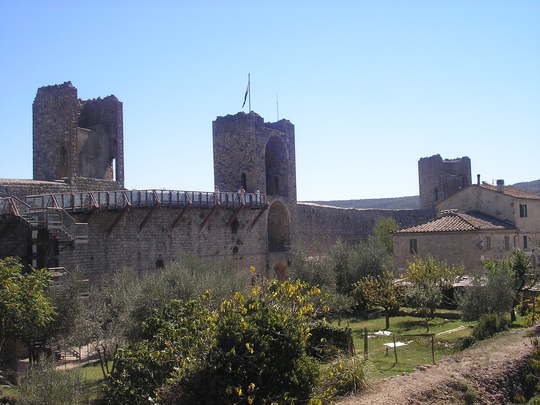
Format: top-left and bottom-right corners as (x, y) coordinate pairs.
(289, 238), (392, 298)
(102, 279), (326, 405)
(317, 355), (369, 400)
(472, 313), (510, 340)
(101, 296), (216, 405)
(458, 336), (476, 350)
(322, 291), (355, 320)
(372, 216), (399, 254)
(463, 385), (477, 405)
(307, 323), (354, 360)
(130, 256), (249, 331)
(520, 297), (540, 327)
(161, 280), (322, 405)
(17, 356), (83, 405)
(288, 246), (337, 292)
(333, 238), (392, 295)
(458, 261), (515, 321)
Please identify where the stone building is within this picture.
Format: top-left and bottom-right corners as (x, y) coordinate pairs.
(418, 154), (471, 209)
(33, 82), (124, 187)
(0, 82), (432, 280)
(394, 180), (540, 273)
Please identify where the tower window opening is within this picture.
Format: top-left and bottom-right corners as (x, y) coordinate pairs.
(241, 173), (247, 191)
(265, 136), (288, 197)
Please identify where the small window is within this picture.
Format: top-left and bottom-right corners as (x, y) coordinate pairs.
(486, 236), (491, 250)
(241, 173), (247, 190)
(409, 239), (418, 254)
(524, 235), (528, 249)
(231, 219), (240, 234)
(537, 240), (540, 248)
(520, 204), (528, 218)
(434, 187), (439, 201)
(504, 235), (510, 251)
(273, 176), (280, 195)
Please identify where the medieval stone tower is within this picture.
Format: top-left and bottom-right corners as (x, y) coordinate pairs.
(213, 112), (297, 272)
(33, 82), (124, 187)
(418, 154), (471, 209)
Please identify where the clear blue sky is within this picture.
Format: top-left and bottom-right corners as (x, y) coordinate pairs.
(0, 1), (538, 200)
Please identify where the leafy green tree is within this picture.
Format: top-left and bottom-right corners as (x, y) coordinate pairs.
(372, 217), (400, 254)
(474, 249), (536, 322)
(352, 271), (404, 329)
(407, 281), (443, 331)
(0, 257), (55, 363)
(459, 259), (515, 321)
(331, 238), (392, 294)
(404, 255), (463, 290)
(509, 249), (535, 321)
(75, 270), (137, 378)
(102, 295), (216, 405)
(47, 268), (87, 351)
(402, 256), (462, 331)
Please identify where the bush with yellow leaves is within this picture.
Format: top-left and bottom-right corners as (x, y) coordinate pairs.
(161, 278), (324, 404)
(101, 264), (332, 405)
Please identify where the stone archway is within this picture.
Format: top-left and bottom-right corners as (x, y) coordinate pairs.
(267, 201), (290, 252)
(265, 136), (289, 197)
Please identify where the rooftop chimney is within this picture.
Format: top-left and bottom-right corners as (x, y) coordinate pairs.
(477, 174), (480, 185)
(496, 179), (505, 193)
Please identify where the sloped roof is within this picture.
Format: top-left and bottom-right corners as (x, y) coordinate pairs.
(479, 183), (540, 200)
(397, 210), (514, 234)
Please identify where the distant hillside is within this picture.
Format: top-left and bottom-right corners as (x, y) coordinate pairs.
(513, 179), (540, 195)
(307, 196), (420, 209)
(307, 179), (540, 210)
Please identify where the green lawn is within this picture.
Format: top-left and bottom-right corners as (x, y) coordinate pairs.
(335, 309), (528, 378)
(336, 310), (476, 378)
(0, 360), (108, 402)
(79, 361), (108, 402)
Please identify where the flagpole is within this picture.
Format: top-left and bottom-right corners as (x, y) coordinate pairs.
(248, 73), (251, 112)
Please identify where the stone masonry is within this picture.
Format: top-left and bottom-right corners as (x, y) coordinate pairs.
(0, 82), (434, 280)
(418, 154), (471, 209)
(33, 82), (124, 187)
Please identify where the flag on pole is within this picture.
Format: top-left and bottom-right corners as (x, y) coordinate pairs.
(242, 74), (250, 109)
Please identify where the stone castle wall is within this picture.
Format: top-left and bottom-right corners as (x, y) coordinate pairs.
(0, 83), (442, 280)
(56, 205), (269, 281)
(294, 203), (434, 252)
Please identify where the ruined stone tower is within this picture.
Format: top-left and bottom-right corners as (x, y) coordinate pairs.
(33, 82), (124, 187)
(213, 112), (297, 272)
(418, 154), (471, 209)
(213, 111), (297, 202)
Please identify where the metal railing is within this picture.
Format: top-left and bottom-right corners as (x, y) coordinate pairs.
(0, 197), (88, 245)
(24, 189), (267, 212)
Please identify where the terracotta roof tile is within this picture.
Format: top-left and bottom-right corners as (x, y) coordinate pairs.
(480, 183), (540, 200)
(397, 210), (514, 233)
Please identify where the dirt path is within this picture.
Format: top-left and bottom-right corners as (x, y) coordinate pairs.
(338, 326), (539, 405)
